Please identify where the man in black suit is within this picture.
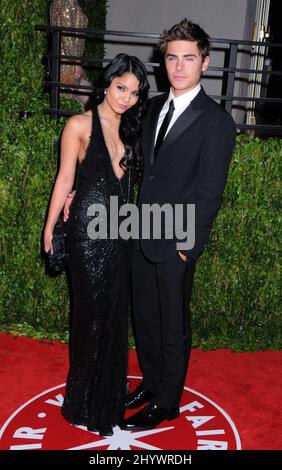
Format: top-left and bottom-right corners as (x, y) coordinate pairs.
(121, 18), (236, 431)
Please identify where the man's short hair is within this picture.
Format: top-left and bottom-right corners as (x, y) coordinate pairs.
(160, 18), (210, 59)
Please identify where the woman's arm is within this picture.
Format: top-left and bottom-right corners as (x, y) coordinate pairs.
(43, 115), (81, 253)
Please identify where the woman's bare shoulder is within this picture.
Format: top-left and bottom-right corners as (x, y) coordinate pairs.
(64, 111), (92, 135)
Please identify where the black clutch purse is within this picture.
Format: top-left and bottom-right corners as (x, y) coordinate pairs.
(47, 215), (69, 273)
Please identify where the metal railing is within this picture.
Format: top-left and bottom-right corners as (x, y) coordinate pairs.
(37, 25), (282, 135)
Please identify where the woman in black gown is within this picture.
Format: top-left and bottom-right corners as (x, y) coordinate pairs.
(44, 54), (149, 436)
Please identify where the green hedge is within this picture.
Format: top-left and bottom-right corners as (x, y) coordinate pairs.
(191, 135), (281, 350)
(1, 115), (69, 332)
(0, 2), (281, 350)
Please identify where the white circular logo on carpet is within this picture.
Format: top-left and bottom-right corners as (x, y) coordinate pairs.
(0, 376), (241, 450)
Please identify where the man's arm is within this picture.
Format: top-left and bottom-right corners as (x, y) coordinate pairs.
(181, 112), (236, 261)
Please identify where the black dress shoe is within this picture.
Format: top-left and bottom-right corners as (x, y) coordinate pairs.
(120, 403), (179, 431)
(98, 427), (113, 437)
(123, 382), (156, 409)
(86, 425), (113, 436)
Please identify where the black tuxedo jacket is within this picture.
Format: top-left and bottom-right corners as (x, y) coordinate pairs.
(138, 87), (236, 263)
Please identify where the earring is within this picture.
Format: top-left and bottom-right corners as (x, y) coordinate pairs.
(104, 89), (106, 95)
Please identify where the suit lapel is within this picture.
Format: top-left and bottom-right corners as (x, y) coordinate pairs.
(161, 107), (203, 152)
(152, 88), (207, 168)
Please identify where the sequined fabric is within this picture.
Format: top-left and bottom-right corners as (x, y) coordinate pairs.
(61, 107), (132, 434)
(49, 0), (88, 99)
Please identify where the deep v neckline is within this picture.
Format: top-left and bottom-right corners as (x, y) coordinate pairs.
(96, 107), (126, 181)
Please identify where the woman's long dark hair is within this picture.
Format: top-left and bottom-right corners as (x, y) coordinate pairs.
(89, 53), (149, 180)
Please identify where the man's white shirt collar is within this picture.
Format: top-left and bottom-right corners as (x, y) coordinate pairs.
(167, 83), (201, 114)
(155, 84), (201, 142)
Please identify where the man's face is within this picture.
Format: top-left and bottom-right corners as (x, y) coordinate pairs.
(165, 40), (209, 96)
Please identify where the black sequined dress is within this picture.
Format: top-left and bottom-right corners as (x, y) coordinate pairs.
(61, 106), (132, 434)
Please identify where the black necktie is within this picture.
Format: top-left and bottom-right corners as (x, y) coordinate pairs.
(154, 99), (175, 158)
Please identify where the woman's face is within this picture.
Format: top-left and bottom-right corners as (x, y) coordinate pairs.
(104, 73), (140, 114)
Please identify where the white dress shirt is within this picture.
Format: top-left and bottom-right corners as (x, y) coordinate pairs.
(154, 84), (201, 144)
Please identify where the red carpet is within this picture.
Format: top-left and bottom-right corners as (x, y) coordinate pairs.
(0, 333), (281, 450)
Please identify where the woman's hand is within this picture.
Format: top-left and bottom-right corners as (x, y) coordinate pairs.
(178, 251), (188, 262)
(63, 191), (76, 222)
(74, 65), (82, 79)
(44, 226), (53, 255)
